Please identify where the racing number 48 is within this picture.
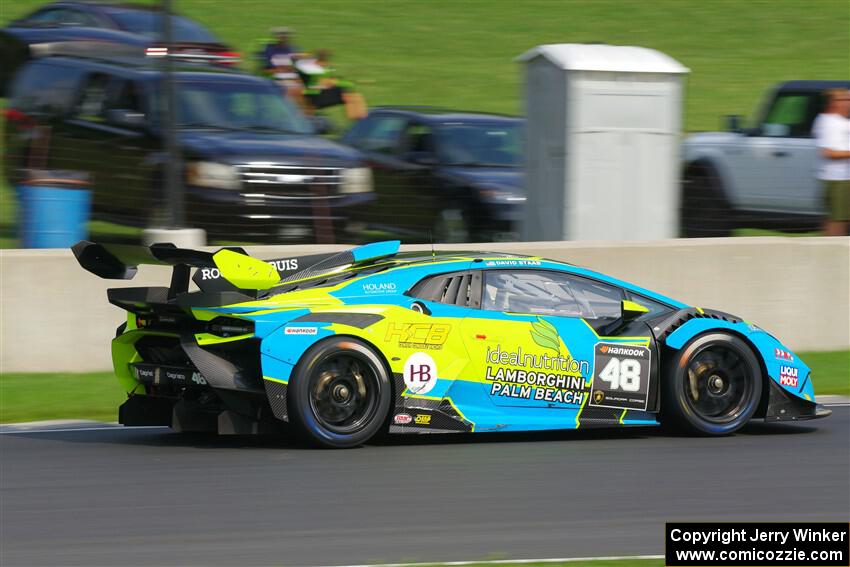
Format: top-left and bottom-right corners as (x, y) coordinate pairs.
(598, 358), (641, 391)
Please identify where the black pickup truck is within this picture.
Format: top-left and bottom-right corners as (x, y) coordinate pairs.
(4, 53), (374, 242)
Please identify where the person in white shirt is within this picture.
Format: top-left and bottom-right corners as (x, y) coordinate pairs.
(811, 88), (850, 236)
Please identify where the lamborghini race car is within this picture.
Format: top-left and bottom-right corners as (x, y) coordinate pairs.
(73, 240), (830, 448)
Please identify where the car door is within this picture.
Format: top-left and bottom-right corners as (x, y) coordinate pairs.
(460, 269), (654, 416)
(389, 121), (444, 237)
(733, 92), (819, 213)
(97, 77), (157, 211)
(343, 114), (436, 239)
(59, 73), (151, 214)
(749, 92), (820, 213)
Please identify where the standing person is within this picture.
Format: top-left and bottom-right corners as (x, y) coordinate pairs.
(812, 88), (850, 236)
(260, 27), (303, 70)
(259, 27), (308, 111)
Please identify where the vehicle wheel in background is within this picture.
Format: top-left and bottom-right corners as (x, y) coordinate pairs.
(681, 163), (733, 237)
(288, 337), (392, 448)
(434, 204), (471, 243)
(662, 333), (763, 435)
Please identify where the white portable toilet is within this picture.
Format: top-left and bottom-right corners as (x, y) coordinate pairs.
(517, 44), (690, 241)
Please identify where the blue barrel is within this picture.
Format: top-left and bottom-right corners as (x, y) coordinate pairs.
(18, 174), (92, 248)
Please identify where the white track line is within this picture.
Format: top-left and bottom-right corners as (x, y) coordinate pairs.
(315, 555), (664, 567)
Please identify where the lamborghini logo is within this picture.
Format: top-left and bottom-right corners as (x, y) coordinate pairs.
(593, 390), (606, 404)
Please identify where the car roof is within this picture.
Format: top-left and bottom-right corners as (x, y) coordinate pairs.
(272, 248), (685, 308)
(38, 53), (252, 79)
(776, 80), (850, 92)
(39, 1), (175, 14)
(368, 106), (523, 124)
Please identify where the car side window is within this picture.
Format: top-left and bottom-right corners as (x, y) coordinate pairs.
(400, 122), (435, 156)
(60, 9), (100, 27)
(102, 79), (147, 125)
(21, 8), (66, 26)
(624, 292), (672, 320)
(355, 116), (407, 154)
(10, 62), (84, 115)
(482, 270), (623, 319)
(761, 94), (813, 138)
(21, 8), (99, 27)
(75, 74), (111, 122)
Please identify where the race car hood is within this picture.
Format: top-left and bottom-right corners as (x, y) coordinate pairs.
(179, 130), (362, 167)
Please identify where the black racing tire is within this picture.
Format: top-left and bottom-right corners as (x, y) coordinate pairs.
(661, 333), (762, 435)
(287, 337), (392, 448)
(680, 163), (733, 238)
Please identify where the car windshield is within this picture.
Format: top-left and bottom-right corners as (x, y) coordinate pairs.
(168, 80), (313, 134)
(107, 10), (219, 43)
(436, 122), (522, 167)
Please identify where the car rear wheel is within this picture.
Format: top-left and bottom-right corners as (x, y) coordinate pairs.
(288, 337), (392, 448)
(662, 333), (762, 435)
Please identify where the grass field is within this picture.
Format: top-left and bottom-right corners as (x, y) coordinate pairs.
(3, 0), (848, 132)
(1, 351), (846, 423)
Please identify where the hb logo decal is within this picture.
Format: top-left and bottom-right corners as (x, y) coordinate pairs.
(403, 352), (438, 395)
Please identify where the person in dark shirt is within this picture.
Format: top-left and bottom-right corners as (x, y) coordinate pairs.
(260, 27), (308, 110)
(261, 27), (303, 70)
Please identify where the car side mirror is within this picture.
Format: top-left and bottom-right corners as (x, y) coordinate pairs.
(621, 299), (649, 323)
(407, 151), (437, 165)
(725, 115), (743, 133)
(410, 301), (432, 316)
(105, 108), (145, 130)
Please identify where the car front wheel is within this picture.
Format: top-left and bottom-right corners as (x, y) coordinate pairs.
(662, 333), (762, 435)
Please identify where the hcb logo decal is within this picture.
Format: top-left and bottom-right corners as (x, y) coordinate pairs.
(403, 352), (438, 395)
(385, 323), (451, 349)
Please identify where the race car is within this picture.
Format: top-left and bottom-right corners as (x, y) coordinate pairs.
(73, 240), (830, 448)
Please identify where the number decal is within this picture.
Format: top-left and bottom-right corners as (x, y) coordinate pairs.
(591, 343), (651, 411)
(598, 358), (641, 392)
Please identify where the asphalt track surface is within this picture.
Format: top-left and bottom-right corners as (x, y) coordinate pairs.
(2, 406), (848, 567)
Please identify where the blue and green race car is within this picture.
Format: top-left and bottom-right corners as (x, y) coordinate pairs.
(73, 239), (830, 448)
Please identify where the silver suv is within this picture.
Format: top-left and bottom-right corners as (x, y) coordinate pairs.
(681, 80), (850, 236)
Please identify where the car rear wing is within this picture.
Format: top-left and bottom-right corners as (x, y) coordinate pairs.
(72, 239), (401, 305)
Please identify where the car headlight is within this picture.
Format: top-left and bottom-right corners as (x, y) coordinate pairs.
(186, 161), (240, 190)
(339, 167), (373, 194)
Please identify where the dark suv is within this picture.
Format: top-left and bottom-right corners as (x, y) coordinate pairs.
(4, 54), (374, 242)
(340, 107), (524, 242)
